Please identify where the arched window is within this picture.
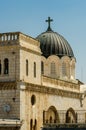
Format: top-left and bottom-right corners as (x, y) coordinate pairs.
(34, 62), (36, 77)
(30, 119), (37, 130)
(51, 62), (56, 75)
(0, 60), (1, 75)
(41, 61), (44, 74)
(47, 106), (60, 124)
(30, 119), (33, 130)
(34, 119), (37, 130)
(62, 62), (67, 77)
(26, 60), (28, 76)
(4, 58), (9, 74)
(66, 108), (76, 123)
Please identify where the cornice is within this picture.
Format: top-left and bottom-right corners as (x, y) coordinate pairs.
(20, 46), (41, 56)
(42, 76), (80, 91)
(0, 81), (81, 99)
(25, 82), (81, 99)
(19, 33), (40, 47)
(0, 81), (17, 90)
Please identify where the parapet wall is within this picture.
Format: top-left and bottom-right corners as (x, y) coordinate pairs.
(0, 32), (19, 43)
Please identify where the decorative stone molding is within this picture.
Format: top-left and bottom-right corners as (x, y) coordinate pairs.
(26, 82), (81, 99)
(0, 82), (17, 90)
(42, 76), (79, 91)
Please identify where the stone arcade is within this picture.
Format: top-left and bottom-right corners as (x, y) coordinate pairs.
(0, 17), (86, 130)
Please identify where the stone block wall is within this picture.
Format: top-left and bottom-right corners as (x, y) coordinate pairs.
(20, 49), (41, 85)
(23, 82), (81, 130)
(0, 45), (20, 81)
(0, 88), (20, 119)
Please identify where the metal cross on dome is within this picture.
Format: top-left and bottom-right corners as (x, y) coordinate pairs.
(45, 17), (53, 31)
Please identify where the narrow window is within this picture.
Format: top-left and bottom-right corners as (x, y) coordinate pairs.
(41, 61), (44, 74)
(34, 119), (37, 130)
(0, 60), (1, 75)
(51, 62), (56, 75)
(62, 62), (66, 76)
(30, 119), (33, 130)
(26, 60), (28, 76)
(50, 116), (53, 123)
(4, 58), (9, 74)
(34, 62), (36, 77)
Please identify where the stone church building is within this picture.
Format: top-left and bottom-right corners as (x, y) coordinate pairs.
(0, 17), (86, 130)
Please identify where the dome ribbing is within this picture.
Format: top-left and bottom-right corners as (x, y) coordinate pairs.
(36, 17), (74, 58)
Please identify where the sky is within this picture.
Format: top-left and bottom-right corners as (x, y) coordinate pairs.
(0, 0), (86, 83)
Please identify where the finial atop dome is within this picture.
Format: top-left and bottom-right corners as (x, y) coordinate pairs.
(45, 17), (53, 31)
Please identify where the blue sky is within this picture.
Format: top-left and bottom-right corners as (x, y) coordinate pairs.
(0, 0), (86, 83)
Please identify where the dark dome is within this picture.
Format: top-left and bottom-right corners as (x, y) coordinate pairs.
(36, 17), (74, 58)
(36, 30), (74, 58)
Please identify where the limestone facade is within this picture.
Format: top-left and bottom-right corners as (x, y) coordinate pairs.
(0, 32), (86, 130)
(41, 55), (75, 80)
